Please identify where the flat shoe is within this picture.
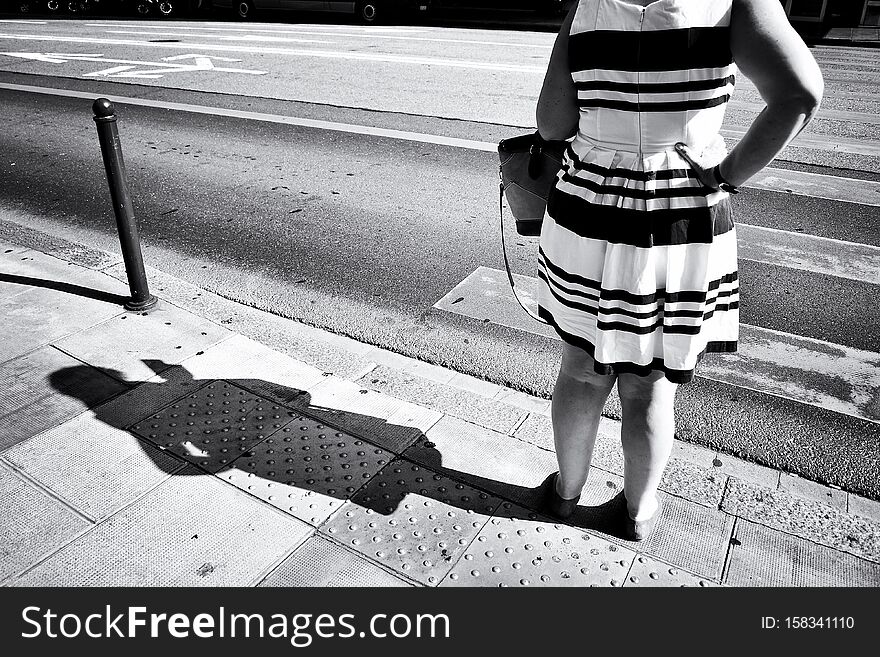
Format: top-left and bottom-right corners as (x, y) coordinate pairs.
(544, 472), (580, 520)
(623, 497), (662, 542)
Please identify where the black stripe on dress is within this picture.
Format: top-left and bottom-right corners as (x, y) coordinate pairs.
(577, 94), (730, 112)
(547, 188), (735, 247)
(560, 167), (708, 199)
(539, 247), (739, 305)
(575, 75), (736, 94)
(537, 306), (738, 383)
(565, 145), (697, 181)
(568, 27), (733, 72)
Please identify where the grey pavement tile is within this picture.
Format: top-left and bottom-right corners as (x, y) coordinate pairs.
(130, 381), (297, 473)
(447, 372), (502, 398)
(0, 463), (91, 582)
(711, 454), (781, 489)
(0, 285), (121, 362)
(54, 303), (231, 384)
(849, 494), (880, 523)
(492, 387), (551, 416)
(13, 468), (313, 587)
(0, 223), (119, 271)
(321, 459), (501, 586)
(441, 502), (636, 587)
(779, 473), (847, 511)
(4, 413), (184, 520)
(181, 334), (327, 406)
(216, 415), (394, 526)
(0, 346), (128, 451)
(259, 536), (413, 587)
(287, 376), (428, 454)
(510, 412), (555, 451)
(0, 248), (122, 288)
(357, 365), (526, 435)
(405, 416), (558, 509)
(624, 554), (719, 587)
(722, 479), (880, 563)
(670, 440), (718, 469)
(362, 348), (456, 385)
(724, 519), (880, 587)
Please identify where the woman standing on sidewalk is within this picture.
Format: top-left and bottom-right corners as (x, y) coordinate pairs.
(536, 0), (823, 538)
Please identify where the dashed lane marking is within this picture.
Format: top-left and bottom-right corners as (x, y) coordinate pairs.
(434, 267), (880, 424)
(0, 81), (876, 208)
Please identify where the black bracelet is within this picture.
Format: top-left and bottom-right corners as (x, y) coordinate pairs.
(712, 164), (739, 194)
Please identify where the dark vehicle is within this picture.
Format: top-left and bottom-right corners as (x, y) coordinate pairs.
(430, 0), (565, 15)
(211, 0), (429, 24)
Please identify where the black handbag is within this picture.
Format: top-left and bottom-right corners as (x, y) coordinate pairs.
(497, 132), (566, 323)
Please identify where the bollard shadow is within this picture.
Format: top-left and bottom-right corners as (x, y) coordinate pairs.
(0, 273), (130, 305)
(47, 359), (628, 537)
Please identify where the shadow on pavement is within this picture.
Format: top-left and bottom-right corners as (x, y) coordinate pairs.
(48, 358), (629, 538)
(0, 272), (130, 305)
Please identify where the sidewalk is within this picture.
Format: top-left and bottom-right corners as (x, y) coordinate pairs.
(819, 26), (880, 47)
(1, 225), (879, 588)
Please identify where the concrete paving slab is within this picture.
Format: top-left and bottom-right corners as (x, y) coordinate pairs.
(660, 460), (728, 509)
(724, 519), (880, 587)
(287, 376), (425, 454)
(441, 502), (636, 587)
(447, 372), (503, 399)
(181, 333), (327, 406)
(510, 411), (555, 452)
(358, 365), (527, 435)
(4, 413), (184, 520)
(216, 415), (393, 526)
(321, 459), (501, 586)
(849, 494), (880, 524)
(0, 462), (90, 582)
(13, 468), (313, 587)
(0, 285), (121, 362)
(710, 454), (781, 490)
(0, 248), (122, 290)
(671, 440), (718, 469)
(54, 304), (231, 384)
(130, 381), (296, 473)
(259, 535), (413, 587)
(722, 479), (880, 563)
(361, 347), (457, 385)
(779, 473), (848, 511)
(492, 388), (550, 416)
(407, 416), (559, 509)
(93, 363), (212, 429)
(0, 346), (128, 451)
(624, 554), (718, 587)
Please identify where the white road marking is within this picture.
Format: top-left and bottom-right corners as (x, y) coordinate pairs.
(1, 52), (266, 79)
(721, 126), (880, 158)
(434, 267), (880, 423)
(0, 81), (876, 208)
(0, 20), (47, 24)
(102, 28), (554, 50)
(729, 98), (880, 126)
(105, 31), (334, 45)
(0, 32), (546, 72)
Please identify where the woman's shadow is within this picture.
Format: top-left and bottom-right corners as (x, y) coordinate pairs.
(48, 359), (628, 536)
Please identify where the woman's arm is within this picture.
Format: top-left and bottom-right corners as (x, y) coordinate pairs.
(677, 0), (824, 188)
(536, 4), (579, 141)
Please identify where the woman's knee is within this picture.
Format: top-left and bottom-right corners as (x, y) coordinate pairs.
(617, 370), (678, 406)
(559, 343), (616, 389)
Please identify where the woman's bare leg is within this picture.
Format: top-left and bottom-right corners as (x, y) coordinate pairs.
(552, 343), (617, 499)
(617, 370), (678, 519)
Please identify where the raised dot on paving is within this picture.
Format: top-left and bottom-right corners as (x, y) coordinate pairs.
(440, 501), (636, 587)
(320, 459), (501, 586)
(623, 554), (719, 587)
(217, 415), (394, 526)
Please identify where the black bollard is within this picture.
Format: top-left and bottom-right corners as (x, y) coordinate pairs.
(93, 98), (157, 312)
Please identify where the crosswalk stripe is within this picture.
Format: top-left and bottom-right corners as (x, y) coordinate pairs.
(434, 267), (880, 424)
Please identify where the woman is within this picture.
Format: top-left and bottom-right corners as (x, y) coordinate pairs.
(535, 0), (823, 539)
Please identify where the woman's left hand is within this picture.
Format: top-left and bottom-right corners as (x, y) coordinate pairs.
(674, 142), (721, 189)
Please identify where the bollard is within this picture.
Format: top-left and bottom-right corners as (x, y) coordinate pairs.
(93, 98), (157, 311)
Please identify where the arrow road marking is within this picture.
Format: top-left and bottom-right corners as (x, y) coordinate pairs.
(0, 51), (266, 78)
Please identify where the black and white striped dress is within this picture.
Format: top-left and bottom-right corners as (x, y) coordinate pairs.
(538, 0), (739, 383)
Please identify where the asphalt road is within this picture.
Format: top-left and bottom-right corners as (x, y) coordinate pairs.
(0, 16), (878, 496)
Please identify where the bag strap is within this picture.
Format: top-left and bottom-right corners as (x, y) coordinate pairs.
(498, 178), (549, 325)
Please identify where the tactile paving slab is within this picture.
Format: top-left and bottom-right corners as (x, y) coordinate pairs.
(441, 502), (636, 587)
(260, 536), (413, 587)
(321, 460), (501, 585)
(724, 519), (880, 587)
(130, 381), (296, 472)
(217, 415), (393, 525)
(624, 554), (719, 587)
